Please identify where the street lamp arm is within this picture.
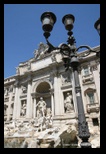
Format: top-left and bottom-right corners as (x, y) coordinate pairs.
(76, 45), (93, 52)
(45, 38), (58, 53)
(76, 45), (100, 57)
(45, 38), (71, 56)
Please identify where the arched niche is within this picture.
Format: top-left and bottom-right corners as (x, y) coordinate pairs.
(33, 79), (53, 116)
(36, 81), (50, 93)
(32, 79), (52, 93)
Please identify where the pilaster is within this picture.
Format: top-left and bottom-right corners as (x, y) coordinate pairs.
(90, 62), (100, 103)
(33, 97), (36, 118)
(7, 92), (12, 121)
(16, 85), (21, 118)
(26, 76), (32, 118)
(53, 72), (64, 115)
(50, 90), (54, 116)
(13, 80), (19, 120)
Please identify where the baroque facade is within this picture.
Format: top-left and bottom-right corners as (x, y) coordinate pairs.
(4, 43), (100, 148)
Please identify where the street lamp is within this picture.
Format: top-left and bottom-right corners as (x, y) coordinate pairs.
(41, 12), (56, 39)
(40, 12), (100, 148)
(94, 18), (100, 36)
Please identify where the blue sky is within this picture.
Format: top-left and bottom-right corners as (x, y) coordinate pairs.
(4, 4), (100, 79)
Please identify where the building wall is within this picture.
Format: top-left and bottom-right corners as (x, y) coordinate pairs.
(4, 46), (100, 130)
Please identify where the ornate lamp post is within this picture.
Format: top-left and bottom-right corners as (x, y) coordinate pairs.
(94, 18), (100, 36)
(40, 12), (100, 148)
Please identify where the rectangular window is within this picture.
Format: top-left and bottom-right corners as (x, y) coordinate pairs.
(92, 118), (99, 126)
(84, 67), (89, 76)
(87, 92), (95, 104)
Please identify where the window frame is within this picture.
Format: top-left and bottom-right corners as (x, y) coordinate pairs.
(83, 66), (89, 76)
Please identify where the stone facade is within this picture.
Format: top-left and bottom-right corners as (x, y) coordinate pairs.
(4, 43), (100, 148)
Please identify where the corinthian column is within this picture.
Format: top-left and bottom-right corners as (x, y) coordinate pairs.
(26, 76), (32, 119)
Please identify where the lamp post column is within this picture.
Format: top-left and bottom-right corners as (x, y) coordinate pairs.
(71, 55), (91, 148)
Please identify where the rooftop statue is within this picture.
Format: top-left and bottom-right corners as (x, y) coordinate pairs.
(34, 42), (49, 59)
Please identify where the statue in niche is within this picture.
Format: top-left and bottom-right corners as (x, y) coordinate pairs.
(21, 101), (26, 117)
(64, 92), (74, 113)
(22, 85), (27, 93)
(36, 97), (47, 118)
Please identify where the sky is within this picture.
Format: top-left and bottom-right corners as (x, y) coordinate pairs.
(4, 4), (100, 79)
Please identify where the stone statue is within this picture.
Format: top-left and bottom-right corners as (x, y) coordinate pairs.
(51, 52), (56, 62)
(64, 93), (73, 113)
(34, 42), (49, 59)
(36, 97), (47, 117)
(21, 101), (26, 116)
(16, 67), (20, 75)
